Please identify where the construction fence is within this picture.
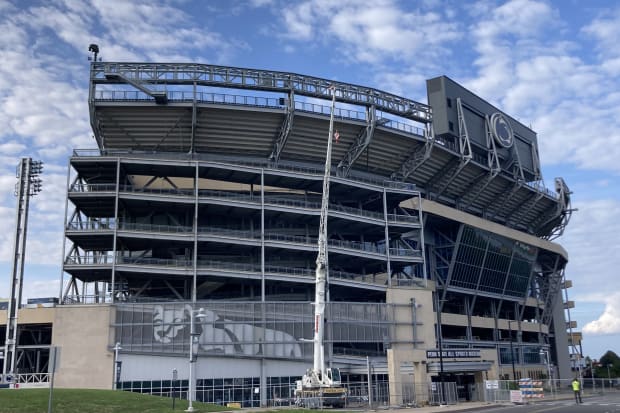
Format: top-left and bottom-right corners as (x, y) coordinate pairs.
(484, 378), (620, 403)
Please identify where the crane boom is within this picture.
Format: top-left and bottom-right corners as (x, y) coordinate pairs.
(296, 86), (347, 408)
(313, 86), (336, 378)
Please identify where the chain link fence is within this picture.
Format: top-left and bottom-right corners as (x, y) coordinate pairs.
(484, 378), (620, 404)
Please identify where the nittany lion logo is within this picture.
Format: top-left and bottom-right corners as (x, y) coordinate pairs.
(152, 304), (302, 358)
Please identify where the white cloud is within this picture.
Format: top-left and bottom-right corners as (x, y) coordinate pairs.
(457, 1), (620, 174)
(466, 0), (562, 103)
(25, 278), (62, 300)
(582, 8), (620, 59)
(0, 0), (252, 271)
(0, 141), (27, 155)
(582, 292), (620, 335)
(277, 0), (461, 66)
(561, 199), (620, 299)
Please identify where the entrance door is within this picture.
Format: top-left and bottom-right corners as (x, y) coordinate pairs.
(444, 374), (476, 401)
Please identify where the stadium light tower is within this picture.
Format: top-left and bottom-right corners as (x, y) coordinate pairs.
(88, 43), (99, 62)
(2, 158), (43, 382)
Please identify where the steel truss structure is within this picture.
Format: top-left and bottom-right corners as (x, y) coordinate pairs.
(62, 155), (425, 304)
(426, 217), (567, 354)
(88, 62), (571, 239)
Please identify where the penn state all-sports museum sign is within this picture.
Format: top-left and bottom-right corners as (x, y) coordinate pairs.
(426, 349), (481, 359)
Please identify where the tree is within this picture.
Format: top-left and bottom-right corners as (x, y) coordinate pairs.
(595, 351), (620, 379)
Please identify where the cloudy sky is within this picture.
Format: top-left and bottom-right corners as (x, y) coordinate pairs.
(1, 0), (619, 360)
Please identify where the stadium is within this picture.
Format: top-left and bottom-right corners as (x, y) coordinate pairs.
(1, 58), (577, 406)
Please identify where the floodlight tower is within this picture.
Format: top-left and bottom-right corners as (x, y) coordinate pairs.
(2, 158), (43, 381)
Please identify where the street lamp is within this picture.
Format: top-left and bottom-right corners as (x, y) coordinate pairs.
(113, 342), (122, 390)
(187, 308), (206, 412)
(539, 349), (554, 399)
(607, 364), (613, 388)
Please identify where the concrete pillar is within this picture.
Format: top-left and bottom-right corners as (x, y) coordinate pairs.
(387, 348), (402, 406)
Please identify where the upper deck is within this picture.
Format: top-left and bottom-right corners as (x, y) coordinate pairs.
(87, 62), (571, 238)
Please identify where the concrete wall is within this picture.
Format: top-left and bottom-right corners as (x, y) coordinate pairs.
(552, 292), (572, 380)
(386, 286), (436, 405)
(0, 306), (55, 324)
(402, 197), (568, 259)
(51, 304), (114, 389)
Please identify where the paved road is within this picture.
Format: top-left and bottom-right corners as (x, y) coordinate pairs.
(479, 393), (620, 412)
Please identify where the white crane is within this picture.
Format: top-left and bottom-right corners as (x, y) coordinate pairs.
(296, 86), (346, 407)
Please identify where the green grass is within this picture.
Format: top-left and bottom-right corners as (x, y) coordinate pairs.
(0, 388), (234, 413)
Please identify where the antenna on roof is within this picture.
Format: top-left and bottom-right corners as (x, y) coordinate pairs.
(88, 44), (99, 62)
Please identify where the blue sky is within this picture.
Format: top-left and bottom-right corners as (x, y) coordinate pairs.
(0, 0), (619, 360)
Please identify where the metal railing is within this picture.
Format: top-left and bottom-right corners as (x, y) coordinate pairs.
(64, 255), (391, 288)
(69, 183), (117, 192)
(119, 222), (193, 233)
(64, 255), (115, 265)
(66, 220), (422, 262)
(0, 373), (51, 386)
(67, 220), (115, 231)
(69, 149), (421, 194)
(67, 185), (419, 226)
(94, 90), (427, 138)
(120, 185), (194, 196)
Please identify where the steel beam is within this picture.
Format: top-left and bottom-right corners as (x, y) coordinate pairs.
(541, 256), (562, 326)
(337, 106), (382, 177)
(93, 62), (432, 123)
(269, 91), (295, 162)
(504, 191), (543, 226)
(454, 109), (501, 209)
(390, 134), (434, 181)
(430, 100), (473, 198)
(426, 158), (459, 199)
(485, 181), (523, 221)
(190, 82), (197, 153)
(154, 111), (191, 151)
(103, 72), (168, 103)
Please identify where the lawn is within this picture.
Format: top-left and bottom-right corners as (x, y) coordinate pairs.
(0, 388), (234, 413)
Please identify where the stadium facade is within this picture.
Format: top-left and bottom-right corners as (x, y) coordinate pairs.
(1, 60), (579, 405)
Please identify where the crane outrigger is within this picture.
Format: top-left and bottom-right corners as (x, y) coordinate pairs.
(294, 86), (347, 408)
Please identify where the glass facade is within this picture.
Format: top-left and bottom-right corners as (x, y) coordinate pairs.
(119, 374), (388, 407)
(450, 227), (536, 297)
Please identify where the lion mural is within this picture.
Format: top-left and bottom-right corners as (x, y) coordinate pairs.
(152, 304), (303, 358)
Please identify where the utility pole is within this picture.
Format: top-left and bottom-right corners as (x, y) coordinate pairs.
(3, 158), (43, 382)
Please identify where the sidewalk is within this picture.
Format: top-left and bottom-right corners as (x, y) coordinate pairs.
(230, 401), (506, 413)
(371, 402), (503, 413)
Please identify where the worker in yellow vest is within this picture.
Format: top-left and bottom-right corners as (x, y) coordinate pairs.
(572, 378), (582, 403)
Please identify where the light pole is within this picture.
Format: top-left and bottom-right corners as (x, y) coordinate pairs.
(540, 349), (553, 399)
(607, 364), (613, 388)
(3, 158), (43, 382)
(508, 320), (517, 381)
(186, 308), (206, 412)
(590, 359), (595, 393)
(113, 342), (122, 390)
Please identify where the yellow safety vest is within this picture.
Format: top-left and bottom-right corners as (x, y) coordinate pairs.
(572, 380), (580, 391)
